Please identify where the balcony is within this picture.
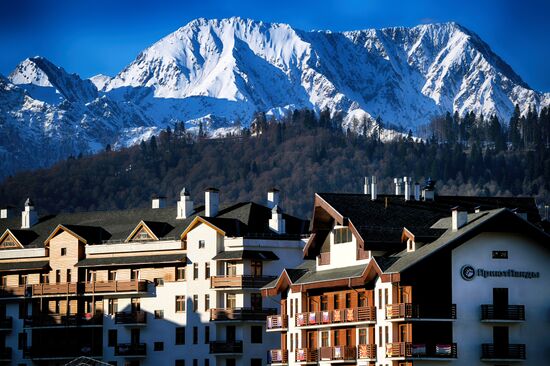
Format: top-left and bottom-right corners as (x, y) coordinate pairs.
(210, 275), (277, 289)
(115, 343), (147, 358)
(295, 306), (376, 328)
(386, 342), (457, 359)
(24, 313), (103, 328)
(84, 280), (148, 294)
(319, 346), (356, 361)
(481, 305), (525, 322)
(0, 347), (11, 362)
(0, 316), (12, 331)
(268, 349), (288, 364)
(267, 314), (288, 331)
(358, 344), (377, 360)
(24, 346), (102, 360)
(31, 282), (78, 296)
(481, 343), (525, 361)
(115, 311), (147, 326)
(209, 340), (243, 354)
(0, 285), (28, 298)
(386, 303), (456, 321)
(210, 307), (276, 321)
(295, 348), (318, 363)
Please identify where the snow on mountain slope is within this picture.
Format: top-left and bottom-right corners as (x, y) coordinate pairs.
(2, 18), (548, 179)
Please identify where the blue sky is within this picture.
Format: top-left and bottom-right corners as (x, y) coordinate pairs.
(1, 0), (549, 91)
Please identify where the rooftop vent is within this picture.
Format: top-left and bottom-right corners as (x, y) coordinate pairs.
(371, 176), (377, 201)
(205, 188), (219, 217)
(451, 206), (468, 231)
(0, 205), (15, 219)
(152, 194), (166, 209)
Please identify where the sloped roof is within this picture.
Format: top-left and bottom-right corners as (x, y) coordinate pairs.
(0, 260), (50, 272)
(212, 250), (279, 261)
(75, 253), (186, 268)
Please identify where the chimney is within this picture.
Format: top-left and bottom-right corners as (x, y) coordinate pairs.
(394, 178), (403, 195)
(371, 176), (377, 201)
(404, 177), (411, 201)
(269, 205), (286, 234)
(422, 178), (436, 201)
(1, 205), (15, 219)
(151, 194), (167, 209)
(414, 182), (421, 201)
(21, 198), (38, 229)
(267, 188), (280, 209)
(451, 207), (468, 231)
(205, 188), (219, 217)
(177, 187), (194, 219)
(363, 177), (370, 195)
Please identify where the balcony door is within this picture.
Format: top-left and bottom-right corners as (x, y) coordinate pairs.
(226, 262), (237, 276)
(493, 326), (509, 355)
(131, 328), (140, 345)
(493, 288), (508, 318)
(398, 324), (411, 343)
(226, 325), (236, 342)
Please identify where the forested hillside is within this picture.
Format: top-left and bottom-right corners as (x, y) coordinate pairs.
(1, 107), (549, 218)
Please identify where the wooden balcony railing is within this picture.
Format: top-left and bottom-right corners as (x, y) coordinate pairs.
(115, 343), (147, 357)
(84, 280), (148, 293)
(481, 343), (526, 360)
(295, 306), (376, 327)
(386, 342), (457, 358)
(0, 347), (11, 361)
(210, 307), (276, 321)
(317, 252), (330, 266)
(210, 275), (276, 289)
(24, 313), (103, 327)
(295, 348), (318, 362)
(481, 305), (525, 321)
(386, 303), (456, 320)
(268, 349), (288, 364)
(267, 314), (288, 330)
(209, 340), (243, 354)
(0, 285), (28, 297)
(0, 316), (12, 330)
(115, 311), (147, 325)
(31, 282), (78, 296)
(320, 346), (356, 361)
(358, 344), (377, 359)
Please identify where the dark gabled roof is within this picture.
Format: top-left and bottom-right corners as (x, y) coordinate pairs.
(60, 225), (111, 244)
(75, 253), (186, 268)
(0, 260), (50, 272)
(212, 250), (279, 261)
(142, 221), (174, 239)
(292, 263), (368, 285)
(7, 229), (39, 246)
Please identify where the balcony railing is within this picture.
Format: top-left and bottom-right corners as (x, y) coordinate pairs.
(210, 275), (277, 289)
(24, 346), (102, 359)
(115, 343), (147, 357)
(295, 348), (318, 362)
(481, 305), (525, 321)
(31, 282), (78, 296)
(358, 344), (377, 360)
(0, 285), (28, 297)
(210, 307), (276, 321)
(295, 306), (376, 327)
(0, 316), (12, 330)
(84, 280), (148, 293)
(209, 340), (243, 354)
(481, 343), (526, 360)
(267, 314), (288, 330)
(0, 347), (11, 361)
(386, 342), (457, 359)
(268, 349), (288, 364)
(320, 346), (356, 361)
(386, 303), (456, 320)
(24, 313), (103, 327)
(115, 311), (147, 325)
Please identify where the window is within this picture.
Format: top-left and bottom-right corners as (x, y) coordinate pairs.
(108, 299), (118, 315)
(66, 269), (71, 283)
(204, 325), (210, 343)
(18, 332), (27, 350)
(131, 298), (140, 312)
(295, 299), (298, 314)
(251, 325), (262, 343)
(19, 302), (27, 319)
(321, 295), (328, 311)
(289, 298), (293, 317)
(226, 293), (236, 309)
(492, 250), (508, 259)
(346, 329), (352, 345)
(251, 293), (262, 310)
(359, 292), (367, 307)
(40, 273), (48, 284)
(384, 289), (389, 306)
(204, 360), (210, 366)
(154, 342), (164, 351)
(378, 327), (383, 347)
(334, 294), (341, 309)
(60, 247), (67, 256)
(385, 326), (389, 344)
(251, 359), (262, 366)
(199, 240), (205, 249)
(131, 269), (140, 280)
(345, 293), (352, 308)
(205, 294), (210, 311)
(193, 360), (198, 366)
(205, 263), (210, 279)
(193, 326), (198, 344)
(87, 270), (96, 282)
(108, 270), (117, 281)
(18, 274), (27, 286)
(226, 261), (237, 276)
(176, 267), (186, 281)
(378, 289), (383, 307)
(290, 333), (294, 352)
(226, 359), (236, 366)
(154, 278), (164, 286)
(321, 331), (329, 347)
(175, 361), (185, 366)
(55, 270), (61, 283)
(251, 260), (262, 276)
(334, 330), (340, 346)
(193, 263), (199, 280)
(176, 296), (186, 312)
(333, 227), (352, 244)
(175, 327), (185, 345)
(359, 328), (367, 344)
(108, 329), (117, 347)
(154, 310), (164, 319)
(193, 295), (199, 312)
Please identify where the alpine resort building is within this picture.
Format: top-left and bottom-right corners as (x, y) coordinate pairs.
(262, 178), (550, 366)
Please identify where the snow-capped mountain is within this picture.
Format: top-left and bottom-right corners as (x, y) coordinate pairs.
(1, 18), (548, 179)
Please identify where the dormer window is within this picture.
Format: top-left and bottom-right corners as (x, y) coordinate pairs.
(333, 227), (352, 244)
